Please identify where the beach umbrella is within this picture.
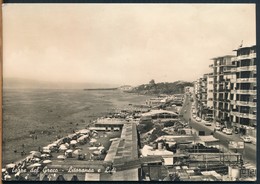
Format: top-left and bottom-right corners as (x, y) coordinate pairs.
(50, 143), (57, 147)
(32, 163), (42, 167)
(57, 155), (66, 160)
(43, 160), (52, 164)
(59, 144), (66, 147)
(72, 150), (81, 155)
(98, 146), (105, 150)
(43, 146), (49, 150)
(4, 175), (11, 180)
(27, 163), (42, 169)
(70, 140), (77, 145)
(41, 154), (50, 158)
(42, 149), (51, 154)
(90, 138), (97, 143)
(66, 149), (73, 153)
(6, 163), (16, 169)
(33, 158), (41, 162)
(93, 151), (100, 156)
(59, 147), (67, 151)
(59, 145), (68, 151)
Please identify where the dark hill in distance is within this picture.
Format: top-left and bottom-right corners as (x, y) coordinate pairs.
(129, 80), (193, 95)
(3, 78), (119, 89)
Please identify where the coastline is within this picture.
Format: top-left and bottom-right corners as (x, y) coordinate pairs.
(2, 89), (151, 165)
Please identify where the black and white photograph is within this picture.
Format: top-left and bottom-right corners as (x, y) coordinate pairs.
(1, 3), (257, 181)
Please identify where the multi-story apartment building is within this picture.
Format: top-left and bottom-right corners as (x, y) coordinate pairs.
(210, 55), (236, 127)
(206, 73), (214, 109)
(194, 80), (199, 98)
(195, 75), (208, 118)
(230, 45), (256, 136)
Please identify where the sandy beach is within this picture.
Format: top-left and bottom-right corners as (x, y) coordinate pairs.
(2, 89), (150, 165)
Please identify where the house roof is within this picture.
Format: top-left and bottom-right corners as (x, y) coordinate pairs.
(141, 145), (173, 157)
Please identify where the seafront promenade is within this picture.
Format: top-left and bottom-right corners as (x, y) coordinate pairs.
(2, 93), (256, 181)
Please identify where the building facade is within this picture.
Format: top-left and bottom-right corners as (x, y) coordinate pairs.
(230, 45), (256, 136)
(194, 44), (256, 137)
(206, 73), (214, 109)
(210, 55), (235, 127)
(195, 75), (208, 118)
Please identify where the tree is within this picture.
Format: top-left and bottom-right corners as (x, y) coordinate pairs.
(149, 79), (156, 85)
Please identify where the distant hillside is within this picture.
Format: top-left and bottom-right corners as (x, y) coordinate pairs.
(3, 78), (119, 89)
(129, 80), (193, 95)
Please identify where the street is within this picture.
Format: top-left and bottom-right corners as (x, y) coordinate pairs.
(179, 94), (256, 166)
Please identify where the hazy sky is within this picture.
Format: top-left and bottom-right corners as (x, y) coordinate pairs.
(3, 4), (256, 86)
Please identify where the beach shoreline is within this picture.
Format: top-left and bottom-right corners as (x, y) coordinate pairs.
(2, 89), (150, 165)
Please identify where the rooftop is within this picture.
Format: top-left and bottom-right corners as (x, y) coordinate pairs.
(104, 123), (138, 163)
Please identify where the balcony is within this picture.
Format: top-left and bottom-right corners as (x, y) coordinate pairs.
(230, 68), (237, 72)
(249, 52), (256, 58)
(231, 89), (256, 95)
(236, 65), (256, 72)
(237, 78), (256, 83)
(249, 114), (256, 120)
(237, 55), (250, 60)
(230, 100), (257, 107)
(231, 57), (237, 62)
(230, 111), (256, 120)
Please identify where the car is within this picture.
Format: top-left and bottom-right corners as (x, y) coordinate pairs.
(241, 136), (252, 143)
(196, 117), (201, 122)
(222, 128), (227, 134)
(225, 129), (232, 135)
(203, 117), (212, 126)
(215, 125), (221, 131)
(204, 120), (211, 126)
(234, 128), (239, 134)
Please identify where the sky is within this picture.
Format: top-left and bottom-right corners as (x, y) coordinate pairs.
(3, 4), (256, 86)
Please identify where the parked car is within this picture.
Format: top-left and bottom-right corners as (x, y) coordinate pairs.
(203, 117), (212, 126)
(204, 120), (211, 126)
(215, 125), (221, 131)
(241, 136), (252, 143)
(234, 128), (239, 134)
(225, 129), (232, 135)
(222, 128), (227, 134)
(196, 117), (201, 122)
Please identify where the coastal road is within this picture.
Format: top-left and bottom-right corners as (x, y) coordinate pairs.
(179, 94), (256, 166)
